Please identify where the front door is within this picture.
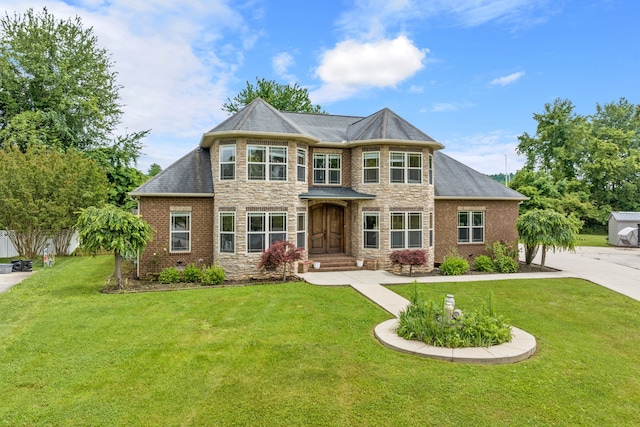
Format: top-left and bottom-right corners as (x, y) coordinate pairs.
(310, 204), (344, 254)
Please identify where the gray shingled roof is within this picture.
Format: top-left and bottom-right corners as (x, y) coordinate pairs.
(434, 151), (527, 200)
(130, 148), (213, 197)
(299, 187), (376, 200)
(202, 98), (443, 148)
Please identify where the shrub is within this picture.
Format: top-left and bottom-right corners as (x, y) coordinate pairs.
(259, 240), (304, 281)
(389, 249), (427, 276)
(202, 265), (225, 286)
(158, 266), (182, 284)
(397, 289), (513, 348)
(182, 263), (202, 283)
(473, 255), (495, 272)
(440, 251), (469, 276)
(487, 240), (519, 273)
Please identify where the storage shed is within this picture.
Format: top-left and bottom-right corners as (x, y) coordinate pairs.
(608, 212), (640, 246)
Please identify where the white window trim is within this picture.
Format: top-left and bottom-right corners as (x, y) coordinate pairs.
(363, 212), (380, 249)
(362, 151), (380, 184)
(313, 153), (342, 185)
(297, 148), (307, 183)
(296, 212), (306, 249)
(389, 151), (422, 184)
(219, 212), (235, 254)
(389, 212), (423, 249)
(246, 212), (288, 253)
(428, 154), (433, 185)
(220, 145), (236, 180)
(247, 145), (288, 181)
(170, 212), (191, 253)
(429, 212), (434, 247)
(457, 211), (485, 244)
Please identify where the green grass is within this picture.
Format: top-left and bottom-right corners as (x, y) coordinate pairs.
(576, 233), (609, 247)
(1, 256), (640, 426)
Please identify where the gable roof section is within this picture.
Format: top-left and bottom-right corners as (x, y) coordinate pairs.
(347, 108), (437, 143)
(130, 147), (213, 197)
(201, 98), (443, 149)
(609, 211), (640, 222)
(434, 152), (527, 200)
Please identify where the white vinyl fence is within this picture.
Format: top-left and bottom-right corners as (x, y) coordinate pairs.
(0, 230), (79, 258)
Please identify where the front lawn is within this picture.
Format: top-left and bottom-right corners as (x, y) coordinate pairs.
(1, 256), (639, 426)
(576, 233), (609, 247)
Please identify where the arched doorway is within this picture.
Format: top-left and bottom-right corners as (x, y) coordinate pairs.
(309, 203), (344, 254)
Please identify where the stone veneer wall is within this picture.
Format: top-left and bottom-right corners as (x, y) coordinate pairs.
(348, 146), (436, 273)
(137, 196), (214, 279)
(212, 138), (311, 279)
(433, 199), (520, 265)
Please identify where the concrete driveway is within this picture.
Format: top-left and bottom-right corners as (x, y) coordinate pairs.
(0, 271), (33, 293)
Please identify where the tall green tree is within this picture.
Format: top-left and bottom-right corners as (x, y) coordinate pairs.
(0, 8), (121, 150)
(516, 98), (588, 181)
(0, 8), (149, 208)
(76, 205), (153, 289)
(516, 209), (582, 268)
(0, 147), (109, 258)
(582, 98), (640, 218)
(222, 78), (325, 114)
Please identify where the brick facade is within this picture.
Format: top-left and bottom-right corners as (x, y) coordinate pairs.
(433, 199), (520, 264)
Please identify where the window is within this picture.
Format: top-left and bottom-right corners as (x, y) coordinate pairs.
(297, 149), (306, 182)
(429, 212), (434, 247)
(297, 212), (306, 249)
(428, 154), (433, 185)
(219, 212), (235, 253)
(247, 212), (287, 253)
(458, 211), (484, 243)
(220, 145), (236, 180)
(390, 152), (422, 184)
(313, 153), (341, 185)
(390, 212), (422, 249)
(170, 212), (190, 252)
(363, 152), (379, 183)
(247, 145), (287, 181)
(363, 212), (379, 249)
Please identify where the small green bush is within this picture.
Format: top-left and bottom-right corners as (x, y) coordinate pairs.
(397, 289), (513, 348)
(158, 267), (182, 284)
(182, 263), (202, 283)
(202, 265), (225, 286)
(440, 252), (469, 275)
(494, 255), (519, 273)
(473, 255), (495, 272)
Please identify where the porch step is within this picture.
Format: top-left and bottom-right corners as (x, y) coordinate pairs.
(309, 255), (364, 272)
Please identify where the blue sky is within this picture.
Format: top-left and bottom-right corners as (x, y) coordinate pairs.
(2, 0), (638, 175)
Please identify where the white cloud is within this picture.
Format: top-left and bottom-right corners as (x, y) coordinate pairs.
(311, 36), (427, 103)
(272, 52), (296, 82)
(490, 71), (526, 86)
(428, 101), (474, 112)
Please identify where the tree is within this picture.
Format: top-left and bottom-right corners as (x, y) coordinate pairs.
(0, 8), (122, 151)
(222, 78), (325, 114)
(258, 240), (304, 281)
(516, 209), (582, 268)
(148, 163), (162, 177)
(516, 98), (588, 182)
(0, 146), (109, 258)
(76, 205), (154, 289)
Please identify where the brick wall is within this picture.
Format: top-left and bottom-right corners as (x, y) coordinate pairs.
(434, 199), (520, 264)
(137, 197), (214, 279)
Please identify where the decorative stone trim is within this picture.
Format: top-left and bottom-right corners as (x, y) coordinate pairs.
(389, 207), (424, 212)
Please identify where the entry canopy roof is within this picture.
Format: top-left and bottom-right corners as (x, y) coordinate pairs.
(299, 187), (376, 200)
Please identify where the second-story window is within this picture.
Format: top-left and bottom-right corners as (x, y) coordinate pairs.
(313, 153), (341, 185)
(390, 152), (422, 184)
(247, 145), (287, 181)
(363, 152), (379, 183)
(220, 145), (236, 180)
(297, 149), (306, 182)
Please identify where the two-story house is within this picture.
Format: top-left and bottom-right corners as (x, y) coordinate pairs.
(131, 98), (526, 279)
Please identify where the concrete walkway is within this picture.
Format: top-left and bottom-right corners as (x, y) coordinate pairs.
(299, 246), (640, 363)
(0, 271), (33, 293)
